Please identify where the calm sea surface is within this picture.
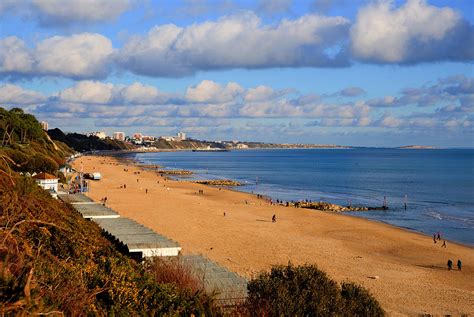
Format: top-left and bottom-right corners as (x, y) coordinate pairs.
(128, 148), (474, 245)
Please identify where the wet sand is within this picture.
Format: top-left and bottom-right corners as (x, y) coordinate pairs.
(73, 155), (474, 316)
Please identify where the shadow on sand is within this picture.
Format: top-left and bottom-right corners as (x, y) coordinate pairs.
(416, 264), (448, 271)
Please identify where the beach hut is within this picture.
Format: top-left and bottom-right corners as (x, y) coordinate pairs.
(33, 172), (59, 197)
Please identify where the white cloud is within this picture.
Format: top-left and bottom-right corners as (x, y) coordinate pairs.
(120, 82), (175, 104)
(35, 33), (113, 78)
(59, 81), (114, 104)
(0, 84), (46, 104)
(185, 80), (244, 103)
(0, 33), (113, 79)
(0, 37), (34, 75)
(118, 12), (350, 77)
(244, 85), (289, 102)
(351, 0), (474, 63)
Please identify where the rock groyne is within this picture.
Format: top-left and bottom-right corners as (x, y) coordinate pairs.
(157, 169), (193, 175)
(295, 201), (387, 212)
(194, 179), (242, 186)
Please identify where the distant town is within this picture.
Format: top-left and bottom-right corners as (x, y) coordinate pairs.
(39, 120), (346, 151)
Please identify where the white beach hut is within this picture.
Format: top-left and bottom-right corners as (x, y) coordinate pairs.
(33, 172), (59, 197)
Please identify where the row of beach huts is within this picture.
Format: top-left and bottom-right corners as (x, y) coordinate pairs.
(57, 192), (248, 306)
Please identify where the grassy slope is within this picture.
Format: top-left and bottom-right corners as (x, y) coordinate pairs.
(0, 175), (215, 315)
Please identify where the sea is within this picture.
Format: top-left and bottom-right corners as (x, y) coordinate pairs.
(127, 148), (474, 246)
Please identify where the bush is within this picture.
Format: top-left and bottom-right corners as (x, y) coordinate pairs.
(145, 257), (203, 293)
(245, 264), (384, 317)
(340, 282), (384, 316)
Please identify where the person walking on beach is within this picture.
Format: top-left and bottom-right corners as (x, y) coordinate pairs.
(437, 232), (441, 240)
(457, 259), (462, 271)
(272, 214), (276, 223)
(433, 233), (437, 243)
(447, 259), (453, 270)
(442, 240), (447, 248)
(146, 188), (148, 194)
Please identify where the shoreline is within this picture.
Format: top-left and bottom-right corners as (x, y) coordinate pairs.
(72, 154), (474, 315)
(116, 150), (474, 247)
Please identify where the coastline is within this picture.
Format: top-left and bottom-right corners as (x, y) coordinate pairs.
(73, 154), (474, 316)
(127, 148), (474, 246)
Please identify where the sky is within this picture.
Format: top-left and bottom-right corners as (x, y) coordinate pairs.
(0, 0), (473, 147)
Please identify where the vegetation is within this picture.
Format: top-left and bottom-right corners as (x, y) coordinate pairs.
(244, 263), (384, 316)
(48, 128), (133, 152)
(0, 174), (216, 315)
(0, 107), (71, 176)
(0, 108), (217, 315)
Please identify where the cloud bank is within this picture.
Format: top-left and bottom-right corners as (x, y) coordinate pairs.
(1, 75), (471, 135)
(1, 1), (473, 79)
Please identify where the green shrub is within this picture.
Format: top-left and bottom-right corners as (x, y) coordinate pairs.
(245, 264), (384, 317)
(340, 282), (384, 316)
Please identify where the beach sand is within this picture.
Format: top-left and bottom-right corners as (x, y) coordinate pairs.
(73, 155), (474, 316)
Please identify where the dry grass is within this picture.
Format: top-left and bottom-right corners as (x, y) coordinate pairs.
(145, 257), (204, 293)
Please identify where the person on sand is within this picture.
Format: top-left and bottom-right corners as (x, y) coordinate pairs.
(442, 240), (446, 248)
(272, 214), (276, 223)
(433, 233), (437, 243)
(457, 259), (462, 271)
(437, 232), (441, 240)
(146, 188), (148, 194)
(447, 259), (453, 270)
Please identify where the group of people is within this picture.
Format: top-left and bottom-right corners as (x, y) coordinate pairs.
(434, 232), (463, 272)
(433, 231), (447, 247)
(100, 196), (107, 205)
(447, 259), (462, 271)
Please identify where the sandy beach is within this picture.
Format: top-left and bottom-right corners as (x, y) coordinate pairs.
(73, 155), (474, 316)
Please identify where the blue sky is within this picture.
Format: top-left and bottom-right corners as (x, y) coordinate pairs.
(0, 0), (473, 147)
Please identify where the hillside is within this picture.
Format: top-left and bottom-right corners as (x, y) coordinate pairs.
(48, 128), (134, 152)
(0, 107), (72, 175)
(151, 138), (226, 150)
(0, 109), (217, 315)
(0, 173), (215, 315)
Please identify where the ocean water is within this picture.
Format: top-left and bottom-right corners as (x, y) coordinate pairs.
(128, 148), (474, 246)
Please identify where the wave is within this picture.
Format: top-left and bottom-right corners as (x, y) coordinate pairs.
(425, 210), (443, 220)
(424, 209), (474, 228)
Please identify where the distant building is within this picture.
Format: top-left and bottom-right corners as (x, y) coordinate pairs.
(40, 121), (48, 131)
(236, 143), (249, 149)
(142, 135), (156, 142)
(33, 172), (58, 196)
(160, 136), (175, 142)
(113, 132), (125, 141)
(177, 132), (186, 141)
(89, 131), (106, 139)
(133, 133), (143, 140)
